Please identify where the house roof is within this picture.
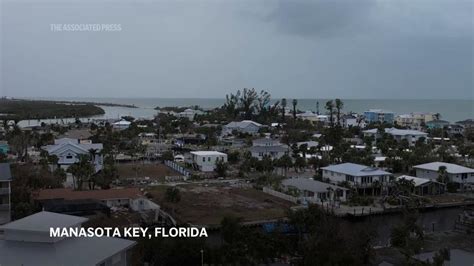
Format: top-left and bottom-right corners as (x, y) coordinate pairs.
(365, 109), (394, 114)
(190, 151), (227, 156)
(414, 162), (474, 174)
(0, 211), (87, 233)
(321, 163), (392, 177)
(396, 175), (436, 186)
(34, 188), (143, 201)
(250, 145), (288, 153)
(282, 177), (348, 193)
(363, 127), (428, 136)
(0, 163), (12, 181)
(0, 212), (136, 265)
(42, 138), (103, 154)
(0, 235), (136, 266)
(224, 120), (262, 129)
(252, 138), (282, 146)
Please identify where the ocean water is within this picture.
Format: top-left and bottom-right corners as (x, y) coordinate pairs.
(26, 97), (474, 123)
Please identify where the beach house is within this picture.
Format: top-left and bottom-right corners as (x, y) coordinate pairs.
(322, 163), (393, 193)
(364, 109), (395, 124)
(250, 138), (289, 160)
(363, 127), (428, 146)
(281, 177), (349, 203)
(414, 162), (474, 186)
(221, 120), (262, 136)
(189, 151), (228, 172)
(0, 211), (136, 265)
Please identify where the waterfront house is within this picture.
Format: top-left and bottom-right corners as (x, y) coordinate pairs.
(0, 163), (12, 225)
(188, 151), (227, 172)
(222, 120), (262, 136)
(363, 127), (428, 146)
(113, 119), (131, 130)
(414, 162), (474, 186)
(396, 175), (445, 195)
(176, 108), (204, 121)
(42, 138), (103, 173)
(364, 109), (395, 124)
(322, 163), (393, 193)
(250, 138), (289, 160)
(341, 114), (365, 128)
(296, 111), (319, 122)
(281, 177), (348, 203)
(0, 211), (136, 266)
(395, 112), (437, 129)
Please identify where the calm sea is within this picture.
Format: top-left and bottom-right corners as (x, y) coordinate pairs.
(25, 98), (474, 124)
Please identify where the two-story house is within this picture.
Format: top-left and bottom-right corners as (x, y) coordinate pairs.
(321, 163), (393, 194)
(188, 151), (228, 172)
(221, 120), (262, 136)
(0, 163), (12, 225)
(250, 138), (289, 160)
(42, 138), (104, 173)
(363, 127), (428, 146)
(414, 162), (474, 187)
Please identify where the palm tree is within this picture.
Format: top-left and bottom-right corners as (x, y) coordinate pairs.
(292, 99), (298, 120)
(335, 99), (343, 127)
(437, 165), (448, 184)
(67, 154), (94, 190)
(281, 98), (287, 122)
(325, 100), (334, 128)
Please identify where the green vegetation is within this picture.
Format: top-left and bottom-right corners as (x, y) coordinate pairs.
(0, 98), (104, 120)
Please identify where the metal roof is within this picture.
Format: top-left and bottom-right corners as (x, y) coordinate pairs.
(414, 162), (474, 174)
(0, 211), (87, 233)
(321, 163), (392, 177)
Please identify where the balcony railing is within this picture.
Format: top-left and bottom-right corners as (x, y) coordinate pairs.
(0, 204), (10, 211)
(0, 188), (10, 195)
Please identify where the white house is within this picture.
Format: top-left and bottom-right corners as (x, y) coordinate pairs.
(363, 127), (428, 146)
(322, 163), (393, 190)
(189, 151), (227, 172)
(0, 163), (12, 225)
(250, 138), (289, 160)
(221, 120), (262, 136)
(113, 120), (131, 130)
(281, 177), (348, 203)
(413, 162), (474, 185)
(396, 175), (445, 195)
(0, 211), (136, 266)
(176, 108), (204, 121)
(42, 138), (104, 173)
(296, 111), (319, 122)
(341, 114), (366, 128)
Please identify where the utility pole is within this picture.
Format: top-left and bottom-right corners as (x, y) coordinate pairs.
(200, 249), (204, 266)
(316, 101), (320, 115)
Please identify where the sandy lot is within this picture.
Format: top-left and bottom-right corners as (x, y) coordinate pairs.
(148, 184), (295, 226)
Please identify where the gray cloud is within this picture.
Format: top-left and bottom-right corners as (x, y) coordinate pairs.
(266, 0), (375, 38)
(1, 0), (472, 99)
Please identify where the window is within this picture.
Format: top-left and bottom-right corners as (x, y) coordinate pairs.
(202, 157), (205, 162)
(208, 157), (211, 162)
(66, 155), (73, 159)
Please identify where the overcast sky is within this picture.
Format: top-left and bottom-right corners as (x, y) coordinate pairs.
(1, 0), (473, 99)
